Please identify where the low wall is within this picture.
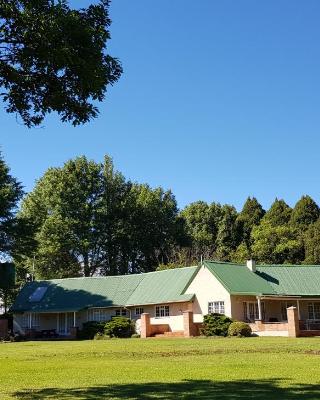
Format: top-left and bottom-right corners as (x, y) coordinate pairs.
(150, 324), (170, 335)
(249, 322), (289, 332)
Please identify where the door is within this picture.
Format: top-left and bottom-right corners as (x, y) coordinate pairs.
(58, 313), (74, 335)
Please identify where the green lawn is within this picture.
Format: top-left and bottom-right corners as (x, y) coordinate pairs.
(1, 337), (320, 399)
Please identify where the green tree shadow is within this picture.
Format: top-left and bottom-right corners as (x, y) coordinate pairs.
(13, 379), (320, 400)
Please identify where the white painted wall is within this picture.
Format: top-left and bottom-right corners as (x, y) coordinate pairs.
(134, 302), (192, 332)
(185, 265), (232, 322)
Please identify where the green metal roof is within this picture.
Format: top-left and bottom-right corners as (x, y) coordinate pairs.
(126, 267), (197, 306)
(256, 265), (320, 296)
(11, 266), (198, 313)
(203, 261), (276, 295)
(204, 260), (320, 297)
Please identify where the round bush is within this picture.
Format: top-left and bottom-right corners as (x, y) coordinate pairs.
(228, 321), (252, 337)
(200, 313), (233, 337)
(104, 317), (135, 338)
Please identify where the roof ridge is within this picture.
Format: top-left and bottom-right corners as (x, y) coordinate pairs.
(203, 259), (244, 267)
(257, 264), (320, 268)
(35, 266), (199, 283)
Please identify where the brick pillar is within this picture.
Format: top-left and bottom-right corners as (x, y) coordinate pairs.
(287, 306), (300, 338)
(183, 310), (196, 337)
(0, 319), (8, 338)
(254, 320), (265, 332)
(140, 313), (151, 338)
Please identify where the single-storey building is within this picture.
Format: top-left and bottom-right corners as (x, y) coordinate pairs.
(11, 260), (320, 338)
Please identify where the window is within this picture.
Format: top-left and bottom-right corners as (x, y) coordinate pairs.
(308, 303), (320, 320)
(115, 308), (127, 317)
(155, 305), (169, 318)
(135, 307), (144, 316)
(88, 308), (110, 322)
(243, 301), (265, 322)
(208, 301), (225, 315)
(22, 313), (40, 329)
(29, 286), (48, 302)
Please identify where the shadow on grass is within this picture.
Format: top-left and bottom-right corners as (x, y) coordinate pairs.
(13, 379), (320, 400)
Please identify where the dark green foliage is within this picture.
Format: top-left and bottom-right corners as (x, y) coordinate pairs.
(17, 155), (182, 278)
(0, 263), (15, 289)
(228, 321), (252, 337)
(200, 313), (233, 337)
(290, 196), (320, 229)
(0, 154), (23, 257)
(104, 317), (135, 338)
(236, 197), (265, 254)
(215, 205), (239, 261)
(0, 0), (122, 127)
(263, 199), (292, 226)
(303, 220), (320, 264)
(78, 321), (106, 340)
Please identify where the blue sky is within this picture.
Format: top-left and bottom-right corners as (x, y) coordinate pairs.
(1, 0), (320, 211)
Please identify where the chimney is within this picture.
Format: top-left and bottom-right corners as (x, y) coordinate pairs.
(246, 259), (256, 272)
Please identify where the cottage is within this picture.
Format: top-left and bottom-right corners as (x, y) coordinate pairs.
(11, 260), (320, 338)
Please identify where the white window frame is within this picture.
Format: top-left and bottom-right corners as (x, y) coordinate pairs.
(208, 301), (225, 315)
(308, 302), (320, 320)
(155, 305), (169, 318)
(135, 307), (144, 317)
(88, 308), (110, 322)
(22, 313), (40, 329)
(115, 308), (127, 317)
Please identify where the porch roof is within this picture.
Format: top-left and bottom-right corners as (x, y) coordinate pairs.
(256, 265), (320, 296)
(11, 266), (198, 313)
(204, 260), (320, 297)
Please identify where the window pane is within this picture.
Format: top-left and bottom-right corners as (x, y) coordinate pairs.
(314, 303), (320, 319)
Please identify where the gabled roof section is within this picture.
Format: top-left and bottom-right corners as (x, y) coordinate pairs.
(203, 260), (275, 295)
(256, 265), (320, 296)
(126, 266), (198, 306)
(11, 266), (198, 313)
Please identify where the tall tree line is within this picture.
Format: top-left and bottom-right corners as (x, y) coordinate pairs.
(2, 152), (320, 283)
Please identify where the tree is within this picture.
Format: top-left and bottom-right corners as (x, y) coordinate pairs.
(180, 201), (223, 262)
(235, 197), (264, 254)
(0, 0), (122, 127)
(17, 156), (181, 278)
(303, 220), (320, 264)
(0, 153), (23, 258)
(0, 153), (23, 313)
(251, 222), (303, 264)
(263, 199), (292, 226)
(215, 205), (239, 261)
(290, 195), (320, 229)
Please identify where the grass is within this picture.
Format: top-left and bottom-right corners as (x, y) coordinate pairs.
(1, 337), (320, 399)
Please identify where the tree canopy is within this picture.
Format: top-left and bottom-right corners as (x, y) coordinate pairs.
(0, 153), (23, 259)
(0, 0), (122, 127)
(17, 156), (182, 278)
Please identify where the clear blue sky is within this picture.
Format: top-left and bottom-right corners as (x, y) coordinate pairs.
(1, 0), (320, 211)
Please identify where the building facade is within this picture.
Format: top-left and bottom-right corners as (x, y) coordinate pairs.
(11, 260), (320, 338)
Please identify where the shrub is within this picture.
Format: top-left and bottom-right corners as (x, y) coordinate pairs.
(228, 321), (252, 337)
(200, 313), (233, 337)
(78, 321), (105, 340)
(131, 333), (140, 338)
(104, 317), (135, 338)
